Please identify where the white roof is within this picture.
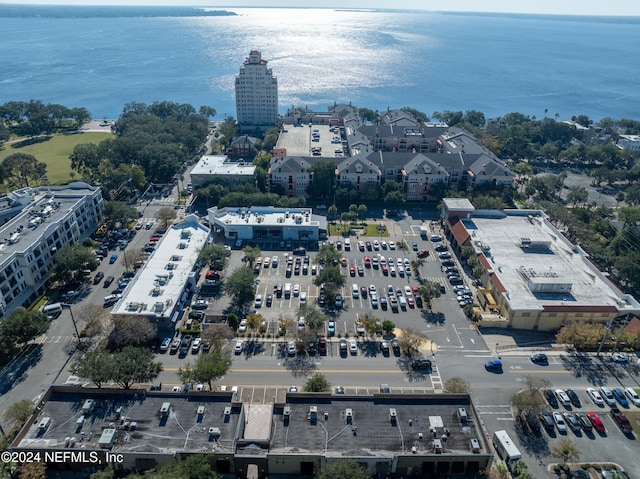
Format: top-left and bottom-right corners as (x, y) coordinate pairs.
(111, 215), (209, 318)
(191, 155), (255, 177)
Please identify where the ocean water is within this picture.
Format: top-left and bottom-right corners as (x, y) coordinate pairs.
(1, 6), (639, 121)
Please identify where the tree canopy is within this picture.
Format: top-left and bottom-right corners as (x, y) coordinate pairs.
(317, 460), (370, 479)
(103, 201), (138, 230)
(155, 206), (177, 228)
(304, 373), (331, 392)
(223, 267), (256, 310)
(0, 153), (47, 189)
(198, 243), (231, 271)
(52, 244), (99, 284)
(178, 350), (231, 391)
(1, 307), (50, 348)
(108, 315), (157, 350)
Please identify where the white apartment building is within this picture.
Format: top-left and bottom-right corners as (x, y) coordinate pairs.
(0, 183), (103, 318)
(235, 50), (278, 129)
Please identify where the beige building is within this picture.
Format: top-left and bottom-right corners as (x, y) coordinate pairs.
(235, 50), (278, 130)
(442, 199), (640, 330)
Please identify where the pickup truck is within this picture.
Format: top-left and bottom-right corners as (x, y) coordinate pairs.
(610, 407), (633, 433)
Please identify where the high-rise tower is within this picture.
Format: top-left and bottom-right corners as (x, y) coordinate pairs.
(235, 50), (278, 130)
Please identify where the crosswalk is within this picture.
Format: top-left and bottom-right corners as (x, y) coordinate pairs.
(38, 335), (74, 344)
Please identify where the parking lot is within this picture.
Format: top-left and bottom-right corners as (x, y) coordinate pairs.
(232, 229), (466, 338)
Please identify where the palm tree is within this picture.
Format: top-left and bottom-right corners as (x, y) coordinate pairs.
(410, 258), (425, 279)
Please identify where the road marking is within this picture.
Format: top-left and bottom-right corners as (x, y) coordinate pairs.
(497, 417), (515, 421)
(509, 370), (571, 374)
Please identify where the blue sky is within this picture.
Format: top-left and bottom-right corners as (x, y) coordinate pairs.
(4, 0), (640, 16)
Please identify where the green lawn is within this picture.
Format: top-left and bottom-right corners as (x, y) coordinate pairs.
(0, 132), (113, 185)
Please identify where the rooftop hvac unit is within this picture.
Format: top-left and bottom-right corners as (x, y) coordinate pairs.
(208, 427), (220, 437)
(283, 406), (291, 417)
(433, 438), (443, 453)
(223, 407), (232, 416)
(197, 406), (205, 416)
(160, 402), (170, 416)
(389, 408), (397, 418)
(470, 438), (481, 453)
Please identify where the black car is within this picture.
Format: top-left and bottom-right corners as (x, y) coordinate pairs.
(530, 353), (548, 364)
(412, 359), (432, 371)
(93, 271), (104, 285)
(539, 411), (555, 431)
(103, 275), (114, 288)
(275, 284), (283, 298)
(266, 294), (273, 306)
(366, 241), (372, 251)
(189, 310), (204, 320)
(523, 411), (541, 433)
(545, 389), (559, 408)
(566, 389), (581, 408)
(391, 339), (400, 355)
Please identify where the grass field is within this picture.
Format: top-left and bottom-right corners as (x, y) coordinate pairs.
(0, 132), (113, 185)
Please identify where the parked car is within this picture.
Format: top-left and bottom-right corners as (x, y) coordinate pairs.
(93, 271), (105, 285)
(565, 389), (581, 408)
(586, 388), (605, 406)
(103, 275), (114, 288)
(287, 341), (296, 356)
(339, 339), (348, 354)
(412, 359), (432, 371)
(611, 352), (629, 363)
(539, 411), (555, 431)
(575, 412), (592, 431)
(544, 389), (559, 408)
(600, 386), (617, 406)
(586, 412), (605, 433)
(348, 339), (358, 355)
(109, 253), (118, 264)
(555, 389), (571, 407)
(612, 387), (629, 407)
(160, 337), (171, 352)
(234, 340), (244, 354)
(552, 412), (567, 433)
(624, 387), (640, 406)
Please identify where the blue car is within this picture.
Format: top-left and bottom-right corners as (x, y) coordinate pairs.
(485, 359), (503, 372)
(109, 253), (118, 264)
(327, 321), (335, 336)
(612, 387), (629, 407)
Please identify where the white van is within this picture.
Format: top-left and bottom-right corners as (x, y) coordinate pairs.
(344, 238), (351, 251)
(352, 284), (359, 298)
(284, 283), (292, 298)
(42, 302), (63, 318)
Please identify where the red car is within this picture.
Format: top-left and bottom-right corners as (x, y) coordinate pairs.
(206, 270), (221, 280)
(149, 236), (160, 242)
(587, 413), (605, 433)
(417, 249), (430, 258)
(381, 265), (388, 275)
(412, 285), (420, 295)
(349, 266), (355, 276)
(364, 256), (371, 267)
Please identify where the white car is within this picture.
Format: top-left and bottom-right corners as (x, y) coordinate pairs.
(600, 386), (617, 406)
(369, 284), (377, 293)
(398, 296), (407, 308)
(404, 258), (410, 267)
(552, 412), (567, 433)
(300, 291), (307, 302)
(254, 294), (263, 307)
(238, 320), (247, 333)
(397, 265), (405, 276)
(287, 341), (296, 356)
(625, 387), (640, 406)
(555, 389), (571, 407)
(389, 266), (396, 276)
(373, 240), (380, 250)
(379, 256), (386, 265)
(349, 339), (358, 354)
(611, 353), (629, 363)
(191, 337), (201, 353)
(388, 241), (396, 250)
(234, 340), (244, 354)
(397, 258), (403, 266)
(271, 256), (279, 267)
(404, 286), (412, 297)
(293, 284), (300, 296)
(587, 387), (604, 406)
(263, 257), (270, 268)
(381, 241), (387, 249)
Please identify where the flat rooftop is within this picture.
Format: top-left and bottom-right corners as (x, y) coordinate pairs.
(191, 155), (255, 177)
(212, 206), (322, 229)
(111, 215), (209, 319)
(268, 394), (487, 457)
(276, 124), (344, 158)
(17, 387), (240, 454)
(0, 184), (98, 262)
(466, 211), (640, 313)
